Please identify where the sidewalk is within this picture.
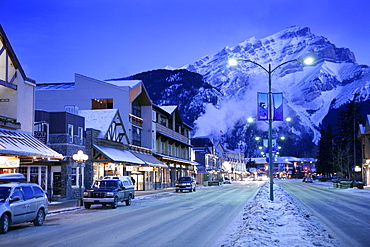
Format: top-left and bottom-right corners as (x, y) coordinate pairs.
(48, 187), (176, 214)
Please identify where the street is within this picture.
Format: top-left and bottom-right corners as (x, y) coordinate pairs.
(277, 180), (370, 247)
(0, 182), (262, 247)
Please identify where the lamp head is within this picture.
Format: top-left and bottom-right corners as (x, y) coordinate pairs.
(228, 58), (238, 66)
(303, 57), (315, 65)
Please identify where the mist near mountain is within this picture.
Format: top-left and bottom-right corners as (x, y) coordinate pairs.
(121, 26), (370, 157)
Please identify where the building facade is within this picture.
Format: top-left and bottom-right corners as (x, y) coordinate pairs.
(153, 105), (196, 187)
(0, 25), (63, 193)
(359, 115), (370, 188)
(34, 110), (86, 199)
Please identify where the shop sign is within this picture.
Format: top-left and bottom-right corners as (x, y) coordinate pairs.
(126, 166), (140, 171)
(0, 156), (20, 168)
(139, 167), (153, 172)
(105, 163), (116, 170)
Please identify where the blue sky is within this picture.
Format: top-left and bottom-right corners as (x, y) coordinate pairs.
(1, 0), (369, 82)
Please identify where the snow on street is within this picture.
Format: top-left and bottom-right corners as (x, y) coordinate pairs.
(218, 182), (346, 247)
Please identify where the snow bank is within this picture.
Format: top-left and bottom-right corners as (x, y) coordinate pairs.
(218, 183), (346, 247)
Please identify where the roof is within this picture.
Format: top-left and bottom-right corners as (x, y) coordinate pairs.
(0, 25), (35, 84)
(79, 109), (118, 138)
(94, 145), (145, 165)
(160, 105), (177, 115)
(105, 80), (142, 88)
(131, 151), (168, 168)
(0, 128), (63, 159)
(36, 82), (75, 90)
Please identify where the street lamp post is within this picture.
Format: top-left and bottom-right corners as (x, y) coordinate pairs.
(229, 57), (314, 201)
(73, 150), (88, 206)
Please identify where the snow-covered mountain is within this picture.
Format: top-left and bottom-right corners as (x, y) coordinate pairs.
(180, 26), (370, 155)
(121, 26), (370, 157)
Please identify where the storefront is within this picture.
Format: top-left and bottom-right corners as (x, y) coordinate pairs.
(0, 156), (20, 174)
(92, 144), (168, 190)
(0, 128), (63, 190)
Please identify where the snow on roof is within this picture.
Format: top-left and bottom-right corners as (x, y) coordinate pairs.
(105, 80), (141, 88)
(0, 128), (63, 159)
(36, 82), (75, 90)
(79, 109), (118, 138)
(159, 105), (177, 115)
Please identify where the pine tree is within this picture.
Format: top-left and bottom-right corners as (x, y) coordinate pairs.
(333, 95), (363, 178)
(316, 124), (334, 176)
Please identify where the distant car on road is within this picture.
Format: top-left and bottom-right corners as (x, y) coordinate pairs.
(223, 177), (231, 184)
(175, 176), (196, 192)
(0, 182), (48, 234)
(302, 176), (313, 183)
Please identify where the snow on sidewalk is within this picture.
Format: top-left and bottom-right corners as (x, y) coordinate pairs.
(218, 182), (346, 247)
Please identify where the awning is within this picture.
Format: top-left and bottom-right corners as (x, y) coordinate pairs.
(93, 145), (145, 165)
(0, 128), (63, 159)
(153, 153), (198, 166)
(131, 151), (168, 168)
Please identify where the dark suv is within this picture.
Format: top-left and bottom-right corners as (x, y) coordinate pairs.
(0, 182), (48, 234)
(175, 176), (196, 192)
(83, 176), (134, 209)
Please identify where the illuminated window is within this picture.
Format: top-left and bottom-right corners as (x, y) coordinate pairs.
(92, 99), (113, 109)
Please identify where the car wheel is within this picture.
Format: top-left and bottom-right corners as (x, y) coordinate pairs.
(193, 187), (196, 192)
(175, 189), (179, 193)
(125, 195), (132, 206)
(33, 209), (45, 226)
(112, 197), (118, 209)
(0, 214), (10, 234)
(84, 203), (91, 209)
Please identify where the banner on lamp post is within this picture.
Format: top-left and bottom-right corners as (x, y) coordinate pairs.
(273, 92), (283, 121)
(257, 92), (268, 121)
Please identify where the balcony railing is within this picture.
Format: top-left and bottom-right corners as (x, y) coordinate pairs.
(129, 114), (143, 127)
(156, 123), (189, 144)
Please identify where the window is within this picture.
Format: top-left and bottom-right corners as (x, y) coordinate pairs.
(21, 186), (34, 200)
(71, 167), (84, 187)
(132, 100), (141, 118)
(168, 143), (172, 156)
(11, 188), (24, 202)
(92, 98), (113, 109)
(33, 186), (45, 198)
(132, 126), (142, 146)
(71, 168), (77, 186)
(78, 127), (83, 145)
(68, 124), (73, 143)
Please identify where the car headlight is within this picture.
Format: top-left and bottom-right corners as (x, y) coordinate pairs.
(106, 192), (114, 197)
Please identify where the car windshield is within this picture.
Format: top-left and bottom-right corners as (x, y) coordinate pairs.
(179, 177), (191, 182)
(0, 187), (11, 203)
(92, 181), (118, 189)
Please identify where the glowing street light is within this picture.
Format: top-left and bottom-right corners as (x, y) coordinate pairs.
(228, 56), (315, 201)
(73, 150), (88, 206)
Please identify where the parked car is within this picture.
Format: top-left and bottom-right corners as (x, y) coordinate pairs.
(0, 182), (48, 234)
(302, 176), (313, 183)
(83, 176), (134, 209)
(175, 176), (196, 192)
(223, 177), (231, 184)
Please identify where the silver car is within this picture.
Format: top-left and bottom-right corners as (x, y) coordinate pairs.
(0, 182), (48, 234)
